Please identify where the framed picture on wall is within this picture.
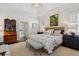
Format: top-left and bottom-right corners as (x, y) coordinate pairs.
(50, 14), (58, 26)
(32, 23), (37, 28)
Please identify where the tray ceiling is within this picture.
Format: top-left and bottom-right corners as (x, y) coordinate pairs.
(0, 3), (78, 17)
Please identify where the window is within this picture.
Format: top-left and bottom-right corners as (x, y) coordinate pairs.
(76, 13), (79, 33)
(69, 11), (79, 33)
(69, 12), (76, 23)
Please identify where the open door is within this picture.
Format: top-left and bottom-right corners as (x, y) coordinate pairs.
(19, 21), (28, 41)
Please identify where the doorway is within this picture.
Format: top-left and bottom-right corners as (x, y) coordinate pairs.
(19, 21), (28, 41)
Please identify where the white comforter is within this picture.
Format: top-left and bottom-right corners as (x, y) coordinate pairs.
(27, 34), (62, 54)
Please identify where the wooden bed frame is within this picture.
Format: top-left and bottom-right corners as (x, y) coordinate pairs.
(26, 26), (64, 55)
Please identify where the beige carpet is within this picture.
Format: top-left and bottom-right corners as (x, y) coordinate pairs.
(8, 41), (79, 56)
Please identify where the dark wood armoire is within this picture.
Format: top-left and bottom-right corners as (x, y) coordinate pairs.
(4, 18), (17, 44)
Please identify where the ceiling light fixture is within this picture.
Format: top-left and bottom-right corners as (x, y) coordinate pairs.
(31, 3), (42, 9)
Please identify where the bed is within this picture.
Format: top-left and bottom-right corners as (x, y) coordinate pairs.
(27, 28), (64, 54)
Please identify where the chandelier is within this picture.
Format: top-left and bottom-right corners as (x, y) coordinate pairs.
(31, 3), (43, 9)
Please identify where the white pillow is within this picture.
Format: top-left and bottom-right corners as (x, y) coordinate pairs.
(53, 30), (61, 36)
(44, 29), (54, 35)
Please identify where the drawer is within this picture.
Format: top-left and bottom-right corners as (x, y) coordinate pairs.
(4, 36), (17, 44)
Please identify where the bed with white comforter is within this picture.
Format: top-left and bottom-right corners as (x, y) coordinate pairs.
(27, 34), (62, 54)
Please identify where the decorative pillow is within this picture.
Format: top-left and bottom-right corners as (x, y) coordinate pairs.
(53, 30), (61, 36)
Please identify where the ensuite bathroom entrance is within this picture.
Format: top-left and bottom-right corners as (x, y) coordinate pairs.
(19, 21), (28, 41)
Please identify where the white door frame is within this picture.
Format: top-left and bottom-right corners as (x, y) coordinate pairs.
(19, 21), (28, 40)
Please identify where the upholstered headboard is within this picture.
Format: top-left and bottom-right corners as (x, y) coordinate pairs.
(45, 26), (64, 30)
(45, 26), (64, 35)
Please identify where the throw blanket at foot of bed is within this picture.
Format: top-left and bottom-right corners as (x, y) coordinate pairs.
(27, 34), (62, 54)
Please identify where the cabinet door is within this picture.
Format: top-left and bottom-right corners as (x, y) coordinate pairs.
(4, 19), (11, 31)
(75, 37), (79, 49)
(11, 19), (16, 32)
(63, 35), (68, 44)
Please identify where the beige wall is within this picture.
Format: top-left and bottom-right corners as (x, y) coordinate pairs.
(0, 11), (39, 42)
(37, 4), (79, 32)
(0, 20), (4, 42)
(37, 8), (68, 32)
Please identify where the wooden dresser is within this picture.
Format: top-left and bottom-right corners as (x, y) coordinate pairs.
(4, 18), (17, 44)
(4, 32), (17, 44)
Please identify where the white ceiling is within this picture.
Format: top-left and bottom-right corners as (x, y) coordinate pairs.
(0, 3), (79, 17)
